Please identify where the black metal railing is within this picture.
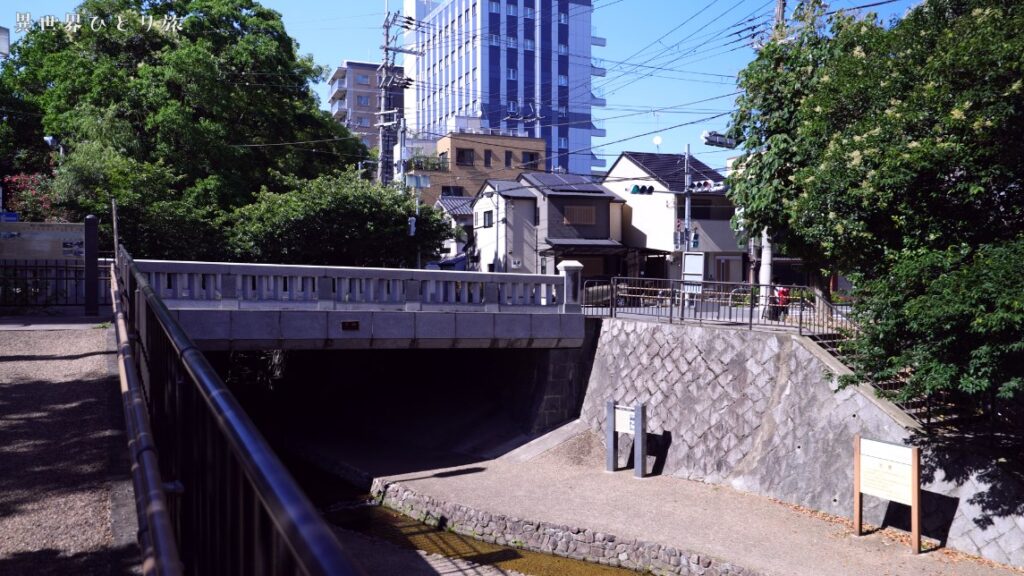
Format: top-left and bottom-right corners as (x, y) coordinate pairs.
(0, 258), (111, 307)
(583, 276), (857, 337)
(115, 247), (360, 575)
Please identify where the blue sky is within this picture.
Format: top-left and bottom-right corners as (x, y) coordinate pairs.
(5, 0), (921, 172)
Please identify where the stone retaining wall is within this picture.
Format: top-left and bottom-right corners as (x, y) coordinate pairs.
(580, 318), (1024, 567)
(372, 479), (764, 576)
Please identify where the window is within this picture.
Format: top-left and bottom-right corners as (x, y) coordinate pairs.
(489, 34), (500, 46)
(558, 43), (568, 55)
(534, 205), (540, 224)
(507, 100), (518, 113)
(359, 117), (371, 127)
(505, 150), (513, 167)
(558, 136), (568, 149)
(483, 210), (494, 228)
(357, 95), (370, 106)
(506, 3), (517, 16)
(558, 105), (568, 117)
(507, 36), (517, 48)
(522, 151), (539, 169)
(356, 74), (370, 85)
(524, 38), (535, 51)
(564, 205), (596, 226)
(558, 75), (568, 86)
(455, 148), (475, 166)
(489, 1), (500, 13)
(524, 6), (535, 18)
(507, 68), (518, 80)
(485, 150), (493, 167)
(441, 185), (465, 196)
(558, 11), (568, 24)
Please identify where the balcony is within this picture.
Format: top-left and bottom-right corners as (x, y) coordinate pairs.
(591, 57), (607, 77)
(330, 99), (348, 121)
(405, 155), (450, 172)
(591, 25), (606, 47)
(328, 78), (347, 102)
(591, 117), (606, 137)
(591, 85), (606, 107)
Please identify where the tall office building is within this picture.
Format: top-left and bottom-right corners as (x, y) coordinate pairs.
(402, 0), (607, 175)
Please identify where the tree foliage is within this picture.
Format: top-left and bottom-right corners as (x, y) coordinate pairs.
(1, 0), (367, 258)
(727, 0), (1024, 400)
(231, 171), (451, 268)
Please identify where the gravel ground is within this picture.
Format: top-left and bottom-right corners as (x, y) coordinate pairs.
(0, 326), (139, 575)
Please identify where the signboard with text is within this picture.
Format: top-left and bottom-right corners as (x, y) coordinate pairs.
(854, 435), (921, 553)
(0, 222), (86, 260)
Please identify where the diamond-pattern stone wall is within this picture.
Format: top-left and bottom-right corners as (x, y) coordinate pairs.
(580, 319), (1024, 567)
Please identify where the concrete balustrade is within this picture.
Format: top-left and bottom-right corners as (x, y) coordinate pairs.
(130, 259), (585, 350)
(134, 259), (567, 312)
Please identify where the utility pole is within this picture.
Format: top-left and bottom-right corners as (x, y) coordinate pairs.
(377, 8), (422, 185)
(683, 144), (692, 253)
(377, 11), (398, 185)
(758, 0), (786, 298)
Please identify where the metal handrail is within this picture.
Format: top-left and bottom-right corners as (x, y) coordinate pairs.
(111, 263), (183, 576)
(584, 276), (852, 337)
(118, 246), (361, 575)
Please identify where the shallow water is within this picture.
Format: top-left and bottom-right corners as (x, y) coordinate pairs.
(287, 456), (641, 576)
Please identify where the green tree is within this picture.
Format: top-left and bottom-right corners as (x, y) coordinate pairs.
(1, 0), (366, 257)
(728, 0), (1024, 401)
(231, 170), (451, 267)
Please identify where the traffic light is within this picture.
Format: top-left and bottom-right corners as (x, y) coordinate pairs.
(630, 184), (654, 194)
(692, 231), (700, 249)
(702, 130), (740, 149)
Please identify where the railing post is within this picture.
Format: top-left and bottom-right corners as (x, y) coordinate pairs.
(799, 294), (804, 335)
(557, 260), (584, 314)
(667, 281), (674, 324)
(84, 214), (99, 316)
(748, 283), (756, 331)
(404, 280), (422, 311)
(610, 279), (617, 318)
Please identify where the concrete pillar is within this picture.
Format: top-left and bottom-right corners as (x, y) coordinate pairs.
(557, 260), (584, 313)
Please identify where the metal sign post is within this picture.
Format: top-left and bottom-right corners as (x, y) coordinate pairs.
(606, 400), (647, 478)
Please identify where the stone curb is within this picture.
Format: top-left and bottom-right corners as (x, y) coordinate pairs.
(371, 478), (765, 576)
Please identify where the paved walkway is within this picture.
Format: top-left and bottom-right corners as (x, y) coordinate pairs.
(377, 428), (1021, 576)
(0, 318), (139, 575)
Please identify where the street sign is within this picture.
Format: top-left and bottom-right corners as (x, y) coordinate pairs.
(0, 212), (19, 222)
(0, 222), (85, 259)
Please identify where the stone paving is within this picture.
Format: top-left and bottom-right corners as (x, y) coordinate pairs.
(373, 431), (1022, 576)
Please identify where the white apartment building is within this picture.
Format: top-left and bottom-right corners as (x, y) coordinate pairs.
(402, 0), (607, 176)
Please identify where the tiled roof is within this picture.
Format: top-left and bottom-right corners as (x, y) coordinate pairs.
(435, 195), (474, 216)
(621, 151), (725, 192)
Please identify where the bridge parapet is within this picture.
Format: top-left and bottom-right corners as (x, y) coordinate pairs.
(133, 259), (575, 313)
(126, 256), (586, 350)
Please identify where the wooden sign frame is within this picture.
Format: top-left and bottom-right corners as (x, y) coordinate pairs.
(853, 434), (921, 553)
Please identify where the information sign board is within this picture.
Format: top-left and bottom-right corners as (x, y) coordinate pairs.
(0, 222), (85, 260)
(853, 435), (921, 553)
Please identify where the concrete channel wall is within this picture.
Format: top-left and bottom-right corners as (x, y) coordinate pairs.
(579, 318), (1024, 567)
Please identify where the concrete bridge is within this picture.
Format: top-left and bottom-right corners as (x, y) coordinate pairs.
(128, 258), (586, 350)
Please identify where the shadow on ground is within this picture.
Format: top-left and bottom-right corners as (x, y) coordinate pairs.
(0, 544), (139, 576)
(0, 375), (125, 519)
